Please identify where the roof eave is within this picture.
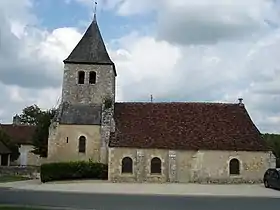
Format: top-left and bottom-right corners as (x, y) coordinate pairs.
(0, 151), (12, 155)
(63, 60), (117, 76)
(59, 122), (102, 125)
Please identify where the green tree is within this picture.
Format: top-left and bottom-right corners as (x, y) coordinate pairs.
(19, 104), (42, 125)
(19, 105), (57, 157)
(0, 129), (20, 161)
(262, 133), (280, 167)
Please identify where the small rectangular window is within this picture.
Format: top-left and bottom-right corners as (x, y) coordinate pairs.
(66, 137), (68, 143)
(79, 136), (86, 153)
(78, 71), (85, 84)
(89, 71), (96, 84)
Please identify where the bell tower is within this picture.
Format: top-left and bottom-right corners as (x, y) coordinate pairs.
(61, 15), (116, 105)
(47, 10), (116, 164)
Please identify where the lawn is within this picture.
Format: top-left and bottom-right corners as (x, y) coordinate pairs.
(0, 175), (31, 183)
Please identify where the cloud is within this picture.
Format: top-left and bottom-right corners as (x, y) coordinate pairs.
(1, 0), (279, 135)
(82, 0), (280, 45)
(0, 0), (82, 123)
(0, 2), (52, 88)
(0, 81), (61, 123)
(110, 29), (280, 133)
(110, 33), (181, 101)
(70, 0), (122, 10)
(98, 0), (280, 133)
(156, 0), (280, 45)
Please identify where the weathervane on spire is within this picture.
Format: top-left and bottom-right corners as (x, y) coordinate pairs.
(93, 1), (97, 21)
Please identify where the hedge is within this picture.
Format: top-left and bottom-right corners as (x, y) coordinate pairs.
(40, 160), (108, 183)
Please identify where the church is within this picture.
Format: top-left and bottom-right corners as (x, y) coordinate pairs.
(46, 15), (276, 183)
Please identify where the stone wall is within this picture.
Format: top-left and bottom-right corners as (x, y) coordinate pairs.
(0, 166), (40, 179)
(108, 147), (275, 184)
(108, 148), (169, 183)
(61, 63), (115, 105)
(181, 150), (274, 184)
(47, 124), (102, 163)
(100, 105), (115, 164)
(47, 62), (116, 165)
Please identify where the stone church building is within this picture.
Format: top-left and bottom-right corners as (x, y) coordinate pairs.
(47, 16), (276, 183)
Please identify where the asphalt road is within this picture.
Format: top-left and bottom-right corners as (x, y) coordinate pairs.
(0, 188), (280, 210)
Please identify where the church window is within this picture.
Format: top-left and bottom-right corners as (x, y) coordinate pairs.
(78, 136), (86, 153)
(89, 71), (97, 84)
(229, 158), (240, 175)
(78, 71), (85, 84)
(121, 157), (133, 174)
(151, 157), (162, 174)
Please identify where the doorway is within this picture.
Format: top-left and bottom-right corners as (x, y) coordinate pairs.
(1, 154), (9, 166)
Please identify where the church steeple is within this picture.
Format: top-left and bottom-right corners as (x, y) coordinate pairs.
(63, 18), (113, 66)
(60, 14), (116, 106)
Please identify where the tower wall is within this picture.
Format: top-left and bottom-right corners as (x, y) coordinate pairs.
(61, 63), (115, 105)
(47, 18), (116, 164)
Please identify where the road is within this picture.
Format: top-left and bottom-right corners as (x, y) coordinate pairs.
(0, 188), (280, 210)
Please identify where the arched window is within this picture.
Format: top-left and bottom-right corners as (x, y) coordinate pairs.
(121, 157), (133, 174)
(89, 71), (96, 84)
(151, 157), (162, 174)
(78, 136), (86, 153)
(229, 158), (240, 175)
(78, 71), (85, 84)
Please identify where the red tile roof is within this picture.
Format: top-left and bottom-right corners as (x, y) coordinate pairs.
(0, 124), (35, 145)
(109, 102), (269, 151)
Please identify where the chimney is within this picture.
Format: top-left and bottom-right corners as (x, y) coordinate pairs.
(13, 114), (21, 125)
(238, 98), (244, 106)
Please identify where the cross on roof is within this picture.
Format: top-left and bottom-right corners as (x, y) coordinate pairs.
(94, 1), (97, 21)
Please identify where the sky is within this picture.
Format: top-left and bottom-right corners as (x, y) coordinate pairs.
(0, 0), (279, 133)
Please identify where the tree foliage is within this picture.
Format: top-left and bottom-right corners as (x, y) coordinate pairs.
(19, 105), (56, 158)
(262, 133), (280, 167)
(103, 96), (113, 109)
(0, 129), (20, 161)
(40, 161), (108, 183)
(19, 105), (42, 125)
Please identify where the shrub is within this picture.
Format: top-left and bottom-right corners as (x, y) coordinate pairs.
(40, 161), (108, 183)
(103, 96), (113, 109)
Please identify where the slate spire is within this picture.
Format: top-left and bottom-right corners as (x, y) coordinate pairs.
(63, 15), (113, 65)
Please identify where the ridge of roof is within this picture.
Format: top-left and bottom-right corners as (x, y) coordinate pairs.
(114, 102), (240, 106)
(63, 19), (114, 67)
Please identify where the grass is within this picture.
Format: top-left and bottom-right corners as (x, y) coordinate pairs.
(0, 175), (31, 183)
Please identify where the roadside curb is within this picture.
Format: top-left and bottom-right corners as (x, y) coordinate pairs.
(0, 204), (94, 210)
(1, 187), (280, 199)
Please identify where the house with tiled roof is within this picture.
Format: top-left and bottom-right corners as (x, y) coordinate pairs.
(47, 15), (276, 183)
(0, 140), (11, 166)
(0, 115), (40, 166)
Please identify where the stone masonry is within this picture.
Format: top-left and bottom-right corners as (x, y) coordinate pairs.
(100, 104), (115, 164)
(62, 63), (115, 105)
(108, 148), (276, 184)
(47, 62), (116, 163)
